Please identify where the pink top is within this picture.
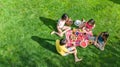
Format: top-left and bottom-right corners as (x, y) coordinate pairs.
(57, 19), (66, 28)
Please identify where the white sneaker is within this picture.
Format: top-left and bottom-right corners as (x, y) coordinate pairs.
(51, 31), (55, 35)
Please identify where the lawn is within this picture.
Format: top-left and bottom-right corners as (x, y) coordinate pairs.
(0, 0), (120, 67)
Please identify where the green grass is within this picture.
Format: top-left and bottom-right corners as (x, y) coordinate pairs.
(0, 0), (120, 67)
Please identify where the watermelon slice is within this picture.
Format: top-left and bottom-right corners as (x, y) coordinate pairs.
(80, 41), (87, 48)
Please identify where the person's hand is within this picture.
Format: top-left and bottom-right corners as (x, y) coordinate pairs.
(82, 18), (85, 22)
(94, 41), (97, 45)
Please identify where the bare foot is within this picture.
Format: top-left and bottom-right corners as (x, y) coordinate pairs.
(51, 31), (55, 35)
(75, 58), (82, 62)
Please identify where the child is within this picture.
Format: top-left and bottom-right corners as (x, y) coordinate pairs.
(51, 14), (71, 37)
(89, 32), (109, 51)
(94, 32), (109, 51)
(80, 19), (95, 36)
(56, 38), (82, 62)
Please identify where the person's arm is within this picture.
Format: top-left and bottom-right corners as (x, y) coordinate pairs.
(94, 35), (100, 48)
(94, 36), (98, 46)
(94, 33), (101, 46)
(57, 19), (60, 26)
(92, 24), (95, 29)
(82, 27), (88, 34)
(79, 22), (86, 29)
(101, 39), (108, 49)
(61, 46), (74, 54)
(100, 41), (107, 51)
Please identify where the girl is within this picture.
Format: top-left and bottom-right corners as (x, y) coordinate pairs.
(56, 38), (82, 62)
(51, 14), (71, 37)
(80, 19), (95, 36)
(94, 32), (109, 51)
(90, 32), (109, 51)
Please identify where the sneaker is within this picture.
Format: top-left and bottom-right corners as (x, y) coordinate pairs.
(51, 31), (55, 35)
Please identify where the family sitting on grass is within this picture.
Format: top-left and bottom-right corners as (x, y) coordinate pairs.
(51, 13), (109, 62)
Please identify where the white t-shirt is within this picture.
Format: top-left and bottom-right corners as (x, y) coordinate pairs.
(57, 19), (66, 28)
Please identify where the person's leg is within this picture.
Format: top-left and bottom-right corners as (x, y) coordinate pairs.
(68, 47), (82, 62)
(99, 46), (104, 51)
(79, 22), (85, 29)
(98, 42), (104, 51)
(94, 42), (103, 50)
(51, 27), (63, 37)
(94, 42), (99, 47)
(95, 43), (104, 51)
(61, 26), (71, 36)
(73, 48), (82, 62)
(88, 31), (93, 36)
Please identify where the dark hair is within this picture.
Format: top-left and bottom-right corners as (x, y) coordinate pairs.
(101, 32), (109, 41)
(61, 13), (68, 20)
(88, 19), (95, 25)
(103, 32), (109, 38)
(60, 38), (66, 45)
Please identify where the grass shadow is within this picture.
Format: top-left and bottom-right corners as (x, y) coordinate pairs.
(110, 0), (120, 4)
(31, 36), (58, 54)
(39, 17), (57, 30)
(97, 41), (120, 66)
(44, 57), (59, 67)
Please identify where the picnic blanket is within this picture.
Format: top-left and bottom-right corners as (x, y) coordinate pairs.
(65, 29), (92, 48)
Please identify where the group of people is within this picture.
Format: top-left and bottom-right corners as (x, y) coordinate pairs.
(51, 13), (109, 62)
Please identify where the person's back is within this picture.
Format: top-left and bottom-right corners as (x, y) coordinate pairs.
(82, 19), (95, 32)
(51, 13), (71, 37)
(55, 39), (82, 62)
(56, 39), (68, 56)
